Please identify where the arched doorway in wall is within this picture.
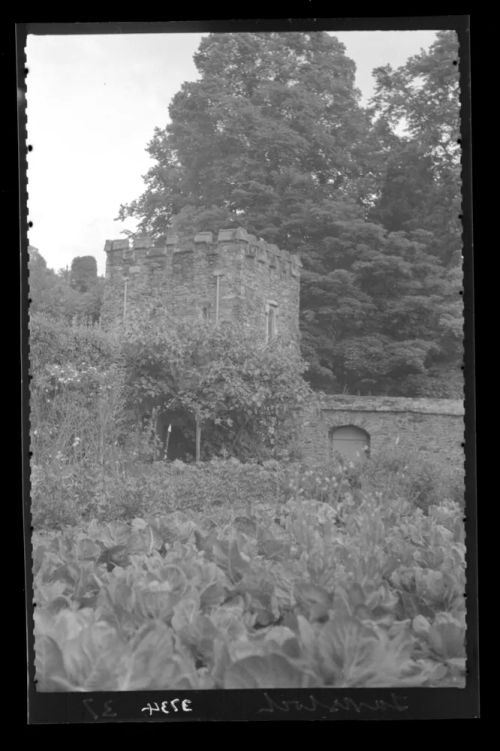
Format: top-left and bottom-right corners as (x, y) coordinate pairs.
(329, 425), (370, 464)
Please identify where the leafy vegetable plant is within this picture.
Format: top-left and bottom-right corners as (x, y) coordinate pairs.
(33, 490), (466, 690)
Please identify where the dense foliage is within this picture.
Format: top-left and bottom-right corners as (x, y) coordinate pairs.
(29, 309), (312, 526)
(29, 247), (104, 323)
(29, 314), (128, 526)
(70, 256), (98, 293)
(31, 444), (463, 531)
(119, 31), (463, 396)
(33, 485), (466, 690)
(370, 31), (461, 267)
(300, 220), (462, 395)
(120, 308), (311, 460)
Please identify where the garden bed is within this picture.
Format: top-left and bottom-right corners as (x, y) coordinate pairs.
(33, 488), (466, 690)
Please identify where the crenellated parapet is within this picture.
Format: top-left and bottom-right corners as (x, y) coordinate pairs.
(104, 227), (302, 279)
(102, 226), (301, 344)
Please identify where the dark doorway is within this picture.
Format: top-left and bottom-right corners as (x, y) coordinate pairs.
(157, 412), (195, 461)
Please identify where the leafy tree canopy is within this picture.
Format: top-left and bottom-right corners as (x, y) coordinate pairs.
(70, 256), (98, 293)
(369, 31), (462, 266)
(300, 221), (462, 394)
(29, 247), (104, 324)
(119, 31), (378, 244)
(118, 31), (463, 397)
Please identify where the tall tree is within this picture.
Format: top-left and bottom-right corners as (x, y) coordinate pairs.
(300, 220), (462, 394)
(29, 248), (104, 323)
(369, 30), (462, 266)
(120, 31), (462, 396)
(368, 143), (439, 233)
(119, 31), (376, 243)
(70, 256), (98, 293)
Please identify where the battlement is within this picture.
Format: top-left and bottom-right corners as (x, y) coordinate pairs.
(104, 228), (302, 278)
(102, 227), (301, 344)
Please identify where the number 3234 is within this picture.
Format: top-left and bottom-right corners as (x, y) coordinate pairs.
(141, 699), (192, 716)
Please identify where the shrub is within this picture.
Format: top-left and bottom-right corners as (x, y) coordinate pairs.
(272, 449), (464, 514)
(120, 314), (312, 462)
(29, 313), (115, 373)
(356, 446), (464, 512)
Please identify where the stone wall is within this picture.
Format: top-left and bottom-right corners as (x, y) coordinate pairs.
(101, 228), (301, 345)
(298, 394), (465, 469)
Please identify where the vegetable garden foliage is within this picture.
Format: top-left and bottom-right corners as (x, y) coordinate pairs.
(33, 490), (466, 690)
(118, 31), (463, 397)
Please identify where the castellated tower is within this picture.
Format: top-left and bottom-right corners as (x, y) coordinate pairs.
(102, 227), (302, 345)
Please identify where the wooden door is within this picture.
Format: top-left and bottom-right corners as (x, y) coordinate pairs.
(330, 425), (369, 463)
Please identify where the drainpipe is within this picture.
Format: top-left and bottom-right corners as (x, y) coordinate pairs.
(214, 271), (223, 326)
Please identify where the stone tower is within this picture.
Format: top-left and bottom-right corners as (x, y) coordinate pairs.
(102, 227), (302, 344)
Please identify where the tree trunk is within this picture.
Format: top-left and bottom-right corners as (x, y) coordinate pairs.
(195, 416), (201, 464)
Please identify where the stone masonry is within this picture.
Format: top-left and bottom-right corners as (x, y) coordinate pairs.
(298, 394), (464, 469)
(102, 228), (302, 345)
(101, 224), (464, 469)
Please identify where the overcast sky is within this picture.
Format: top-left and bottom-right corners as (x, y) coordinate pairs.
(26, 30), (439, 275)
